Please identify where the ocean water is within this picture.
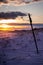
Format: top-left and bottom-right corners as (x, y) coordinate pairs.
(19, 24), (43, 30)
(0, 24), (43, 38)
(33, 24), (43, 28)
(25, 24), (43, 30)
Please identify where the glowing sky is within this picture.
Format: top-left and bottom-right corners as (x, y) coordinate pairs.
(0, 0), (43, 24)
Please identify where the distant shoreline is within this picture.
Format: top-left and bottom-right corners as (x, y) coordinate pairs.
(0, 27), (43, 33)
(0, 23), (43, 25)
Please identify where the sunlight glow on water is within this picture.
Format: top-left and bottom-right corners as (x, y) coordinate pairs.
(0, 31), (17, 38)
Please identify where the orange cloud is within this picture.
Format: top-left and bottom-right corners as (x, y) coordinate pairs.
(0, 0), (43, 5)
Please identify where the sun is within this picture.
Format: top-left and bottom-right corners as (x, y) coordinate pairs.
(0, 24), (13, 31)
(0, 24), (13, 28)
(1, 24), (10, 28)
(0, 19), (17, 31)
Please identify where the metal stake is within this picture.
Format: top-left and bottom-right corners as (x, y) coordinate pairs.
(28, 13), (39, 54)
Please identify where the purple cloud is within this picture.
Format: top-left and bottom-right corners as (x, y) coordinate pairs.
(0, 12), (26, 19)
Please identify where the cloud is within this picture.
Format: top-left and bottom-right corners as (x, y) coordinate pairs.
(0, 0), (43, 5)
(0, 0), (8, 3)
(33, 0), (41, 1)
(0, 12), (26, 19)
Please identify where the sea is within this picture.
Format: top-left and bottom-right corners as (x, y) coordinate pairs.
(32, 24), (43, 28)
(0, 24), (43, 38)
(19, 24), (43, 30)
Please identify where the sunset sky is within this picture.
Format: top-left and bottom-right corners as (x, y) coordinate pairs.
(0, 0), (43, 24)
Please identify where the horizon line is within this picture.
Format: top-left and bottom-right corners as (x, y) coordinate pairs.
(0, 23), (43, 26)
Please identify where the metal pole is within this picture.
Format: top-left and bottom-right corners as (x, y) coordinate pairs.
(28, 13), (39, 54)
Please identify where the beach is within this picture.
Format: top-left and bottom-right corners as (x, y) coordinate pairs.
(0, 28), (43, 65)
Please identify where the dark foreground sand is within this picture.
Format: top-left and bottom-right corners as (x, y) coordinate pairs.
(0, 28), (43, 65)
